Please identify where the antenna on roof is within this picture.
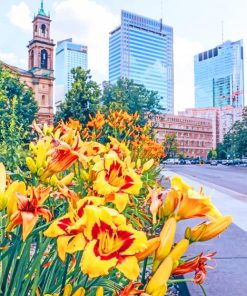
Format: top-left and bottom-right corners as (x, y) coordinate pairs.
(221, 20), (224, 44)
(160, 0), (164, 19)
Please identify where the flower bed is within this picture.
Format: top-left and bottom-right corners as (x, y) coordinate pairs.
(0, 111), (232, 295)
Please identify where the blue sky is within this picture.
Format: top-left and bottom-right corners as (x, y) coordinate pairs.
(1, 0), (247, 111)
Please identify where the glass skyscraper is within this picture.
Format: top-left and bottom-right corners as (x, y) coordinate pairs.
(55, 38), (88, 106)
(109, 10), (174, 113)
(194, 40), (244, 108)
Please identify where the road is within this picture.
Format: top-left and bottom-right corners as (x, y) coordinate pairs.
(164, 164), (247, 197)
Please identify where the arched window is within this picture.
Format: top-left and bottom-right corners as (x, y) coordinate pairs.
(41, 24), (46, 37)
(40, 49), (48, 69)
(41, 95), (46, 105)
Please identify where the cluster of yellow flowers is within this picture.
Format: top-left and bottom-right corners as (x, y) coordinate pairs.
(0, 113), (232, 296)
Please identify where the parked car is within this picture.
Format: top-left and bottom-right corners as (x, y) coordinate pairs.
(185, 160), (191, 165)
(210, 160), (218, 166)
(179, 159), (186, 165)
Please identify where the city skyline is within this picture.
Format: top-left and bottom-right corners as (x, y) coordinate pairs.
(109, 10), (174, 112)
(1, 0), (247, 112)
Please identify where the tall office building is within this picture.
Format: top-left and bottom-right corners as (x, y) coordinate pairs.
(109, 10), (174, 113)
(55, 38), (88, 106)
(194, 40), (244, 108)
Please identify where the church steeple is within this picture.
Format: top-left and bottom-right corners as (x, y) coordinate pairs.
(27, 1), (55, 71)
(38, 0), (47, 17)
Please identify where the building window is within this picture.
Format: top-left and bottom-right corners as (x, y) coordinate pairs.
(41, 24), (46, 37)
(30, 50), (34, 68)
(213, 47), (218, 57)
(41, 95), (46, 105)
(40, 49), (48, 69)
(208, 49), (213, 58)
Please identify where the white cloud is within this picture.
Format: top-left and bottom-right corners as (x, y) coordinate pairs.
(174, 37), (203, 113)
(53, 0), (119, 83)
(7, 2), (32, 32)
(0, 50), (27, 68)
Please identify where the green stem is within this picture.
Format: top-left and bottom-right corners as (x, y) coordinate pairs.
(60, 255), (70, 296)
(168, 278), (194, 284)
(199, 284), (208, 296)
(86, 277), (100, 289)
(141, 257), (148, 284)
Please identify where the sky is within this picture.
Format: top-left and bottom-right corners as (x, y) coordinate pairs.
(0, 0), (247, 112)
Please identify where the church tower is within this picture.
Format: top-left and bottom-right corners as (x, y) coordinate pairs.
(27, 0), (55, 124)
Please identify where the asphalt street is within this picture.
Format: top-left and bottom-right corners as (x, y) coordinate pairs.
(164, 164), (247, 197)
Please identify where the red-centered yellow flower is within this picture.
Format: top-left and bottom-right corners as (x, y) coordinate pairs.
(116, 281), (144, 295)
(43, 138), (80, 179)
(93, 151), (142, 212)
(108, 137), (131, 160)
(7, 186), (51, 240)
(172, 252), (216, 284)
(44, 197), (104, 261)
(79, 141), (106, 164)
(80, 205), (147, 280)
(186, 215), (232, 242)
(44, 211), (86, 261)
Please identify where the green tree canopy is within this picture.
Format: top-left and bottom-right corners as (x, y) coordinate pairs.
(163, 133), (179, 159)
(207, 148), (217, 160)
(221, 106), (247, 158)
(54, 68), (101, 125)
(101, 78), (161, 125)
(0, 66), (38, 139)
(0, 65), (38, 170)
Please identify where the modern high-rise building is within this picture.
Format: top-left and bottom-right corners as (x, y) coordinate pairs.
(194, 40), (244, 108)
(109, 10), (174, 113)
(55, 38), (88, 106)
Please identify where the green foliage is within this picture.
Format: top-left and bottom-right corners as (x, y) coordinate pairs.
(54, 68), (101, 125)
(101, 78), (161, 125)
(216, 143), (227, 160)
(0, 66), (38, 171)
(220, 106), (247, 158)
(163, 133), (179, 159)
(207, 148), (217, 160)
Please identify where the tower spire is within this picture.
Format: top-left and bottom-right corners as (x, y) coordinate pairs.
(38, 0), (47, 17)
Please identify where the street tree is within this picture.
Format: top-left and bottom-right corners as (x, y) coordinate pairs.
(207, 148), (217, 160)
(54, 68), (101, 125)
(0, 66), (38, 170)
(221, 107), (247, 158)
(163, 133), (179, 159)
(101, 78), (161, 125)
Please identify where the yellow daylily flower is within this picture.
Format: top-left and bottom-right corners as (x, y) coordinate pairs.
(0, 163), (26, 213)
(170, 176), (222, 221)
(93, 151), (142, 212)
(44, 196), (105, 261)
(80, 205), (148, 280)
(7, 185), (51, 240)
(186, 215), (233, 242)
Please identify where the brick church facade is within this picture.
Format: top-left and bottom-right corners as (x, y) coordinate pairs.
(0, 1), (54, 124)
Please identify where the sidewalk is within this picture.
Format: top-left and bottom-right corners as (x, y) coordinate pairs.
(161, 170), (247, 296)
